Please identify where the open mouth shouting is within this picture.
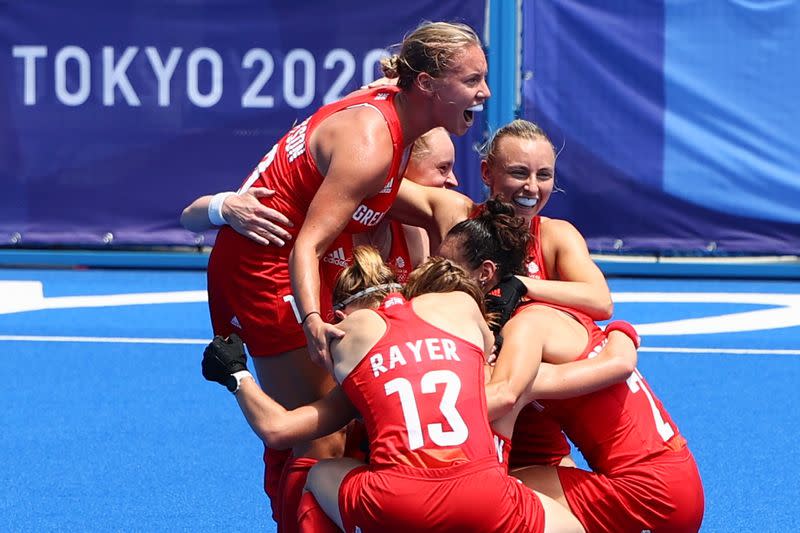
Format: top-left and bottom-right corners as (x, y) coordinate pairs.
(464, 103), (484, 127)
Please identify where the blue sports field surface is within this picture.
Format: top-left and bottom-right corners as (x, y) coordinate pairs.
(1, 268), (798, 532)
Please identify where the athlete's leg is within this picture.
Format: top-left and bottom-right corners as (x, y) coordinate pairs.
(305, 458), (364, 530)
(279, 456), (320, 533)
(252, 347), (346, 459)
(532, 489), (585, 533)
(264, 446), (291, 521)
(513, 465), (570, 508)
(253, 347), (347, 532)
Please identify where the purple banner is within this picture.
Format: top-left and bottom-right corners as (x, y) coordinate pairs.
(0, 1), (486, 247)
(521, 1), (800, 255)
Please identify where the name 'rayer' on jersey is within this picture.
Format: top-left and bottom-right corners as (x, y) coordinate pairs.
(341, 294), (498, 470)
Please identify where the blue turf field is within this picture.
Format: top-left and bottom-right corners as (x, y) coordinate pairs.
(1, 269), (798, 532)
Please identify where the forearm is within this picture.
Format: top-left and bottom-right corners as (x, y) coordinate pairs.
(391, 182), (471, 252)
(485, 381), (518, 421)
(180, 195), (215, 232)
(289, 245), (323, 320)
(517, 277), (613, 321)
(529, 332), (636, 400)
(487, 322), (542, 406)
(235, 378), (355, 449)
(234, 376), (304, 449)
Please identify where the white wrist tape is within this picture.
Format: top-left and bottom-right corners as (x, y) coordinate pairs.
(208, 192), (236, 226)
(230, 370), (253, 394)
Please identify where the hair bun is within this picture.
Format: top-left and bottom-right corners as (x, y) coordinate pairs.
(380, 55), (401, 79)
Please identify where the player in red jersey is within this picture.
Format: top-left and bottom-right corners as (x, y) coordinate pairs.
(185, 21), (488, 532)
(391, 118), (612, 321)
(439, 201), (705, 533)
(387, 119), (614, 470)
(180, 126), (456, 250)
(201, 245), (584, 532)
(182, 126), (458, 527)
(181, 127), (458, 315)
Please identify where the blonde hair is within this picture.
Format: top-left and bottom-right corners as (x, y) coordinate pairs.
(403, 256), (487, 318)
(381, 21), (482, 90)
(483, 119), (555, 167)
(333, 247), (489, 323)
(332, 246), (398, 311)
(410, 127), (447, 161)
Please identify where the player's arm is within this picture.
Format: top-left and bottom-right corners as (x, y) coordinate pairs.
(201, 334), (357, 449)
(451, 290), (496, 357)
(236, 379), (357, 449)
(179, 188), (294, 247)
(527, 323), (639, 401)
(517, 219), (613, 320)
(484, 311), (544, 421)
(290, 109), (394, 367)
(390, 179), (473, 252)
(401, 224), (430, 267)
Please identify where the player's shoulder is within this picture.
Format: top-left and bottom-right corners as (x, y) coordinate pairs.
(339, 308), (385, 334)
(539, 216), (578, 234)
(335, 308), (388, 356)
(416, 290), (474, 304)
(510, 302), (561, 330)
(539, 216), (585, 246)
(415, 291), (480, 315)
(317, 105), (394, 159)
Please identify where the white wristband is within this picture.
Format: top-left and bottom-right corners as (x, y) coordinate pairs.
(208, 192), (236, 226)
(230, 370), (254, 394)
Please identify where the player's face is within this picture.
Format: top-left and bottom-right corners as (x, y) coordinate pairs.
(430, 45), (490, 136)
(406, 129), (458, 188)
(482, 136), (555, 218)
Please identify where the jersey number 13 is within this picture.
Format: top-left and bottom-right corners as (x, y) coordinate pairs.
(384, 369), (469, 450)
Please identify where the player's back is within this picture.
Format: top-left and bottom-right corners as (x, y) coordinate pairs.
(340, 293), (496, 469)
(539, 312), (686, 472)
(552, 370), (685, 471)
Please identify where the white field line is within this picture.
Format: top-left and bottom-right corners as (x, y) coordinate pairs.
(3, 285), (799, 342)
(0, 335), (207, 345)
(639, 347), (800, 356)
(0, 335), (797, 355)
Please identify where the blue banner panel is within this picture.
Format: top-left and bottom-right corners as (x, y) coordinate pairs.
(521, 1), (800, 255)
(0, 1), (486, 247)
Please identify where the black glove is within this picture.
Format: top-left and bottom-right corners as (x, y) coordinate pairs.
(484, 275), (528, 336)
(202, 334), (248, 387)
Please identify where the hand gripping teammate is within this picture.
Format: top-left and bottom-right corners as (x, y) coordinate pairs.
(200, 21), (489, 532)
(182, 126), (460, 526)
(203, 246), (584, 533)
(439, 199), (705, 533)
(180, 126), (457, 260)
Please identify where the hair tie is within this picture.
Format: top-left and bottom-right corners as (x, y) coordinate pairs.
(333, 283), (402, 311)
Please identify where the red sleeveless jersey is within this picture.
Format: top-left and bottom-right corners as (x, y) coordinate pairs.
(318, 221), (413, 321)
(524, 216), (548, 280)
(492, 430), (512, 472)
(386, 221), (412, 283)
(207, 87), (407, 356)
(525, 303), (687, 472)
(238, 85), (405, 238)
(509, 216), (574, 468)
(340, 294), (496, 469)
